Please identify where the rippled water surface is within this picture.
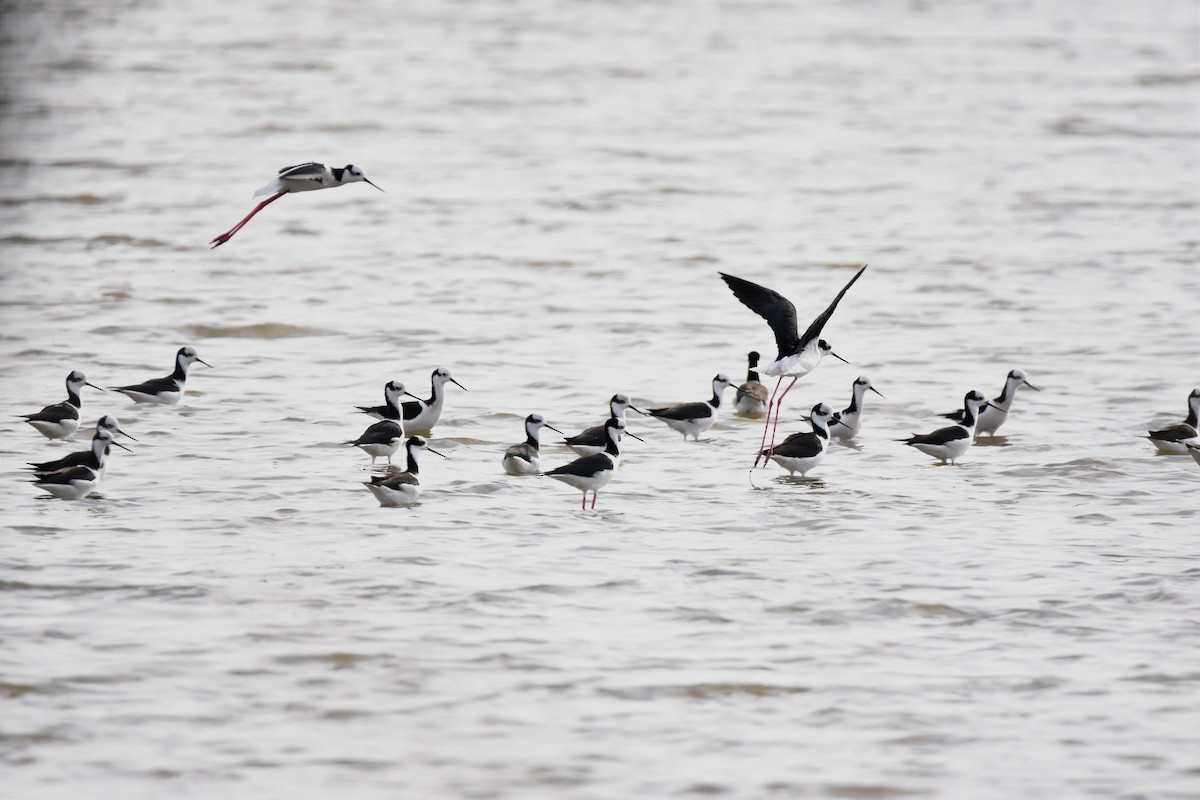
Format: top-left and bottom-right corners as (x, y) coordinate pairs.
(2, 1), (1198, 797)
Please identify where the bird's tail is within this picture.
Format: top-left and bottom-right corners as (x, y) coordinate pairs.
(253, 178), (283, 197)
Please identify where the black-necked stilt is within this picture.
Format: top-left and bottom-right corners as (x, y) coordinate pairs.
(32, 429), (130, 500)
(347, 383), (419, 464)
(940, 369), (1039, 436)
(647, 374), (735, 441)
(734, 351), (769, 417)
(19, 370), (103, 440)
(761, 402), (840, 477)
(502, 414), (563, 476)
(401, 367), (467, 435)
(563, 393), (643, 456)
(111, 346), (211, 405)
(829, 376), (885, 441)
(543, 418), (643, 510)
(363, 436), (447, 507)
(210, 162), (383, 247)
(357, 380), (409, 421)
(719, 265), (867, 465)
(900, 390), (991, 464)
(28, 416), (138, 478)
(1145, 388), (1200, 455)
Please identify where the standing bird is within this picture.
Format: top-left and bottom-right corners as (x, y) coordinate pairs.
(347, 384), (420, 464)
(400, 367), (468, 435)
(719, 265), (867, 465)
(363, 436), (447, 507)
(19, 370), (103, 440)
(28, 416), (138, 478)
(563, 393), (643, 456)
(32, 428), (130, 500)
(733, 351), (769, 417)
(111, 346), (211, 405)
(647, 374), (735, 441)
(828, 376), (885, 441)
(940, 368), (1039, 436)
(210, 162), (383, 247)
(900, 390), (992, 464)
(1145, 388), (1200, 455)
(356, 380), (409, 421)
(543, 418), (643, 510)
(761, 402), (842, 477)
(502, 414), (563, 476)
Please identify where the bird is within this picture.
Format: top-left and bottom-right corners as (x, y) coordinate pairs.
(828, 376), (885, 441)
(210, 162), (383, 247)
(543, 418), (643, 510)
(733, 351), (769, 417)
(28, 416), (138, 478)
(111, 346), (211, 404)
(646, 374), (735, 441)
(32, 428), (130, 500)
(356, 380), (411, 421)
(19, 370), (103, 440)
(939, 368), (1039, 436)
(900, 390), (991, 464)
(562, 393), (643, 456)
(719, 265), (867, 465)
(398, 367), (468, 435)
(761, 402), (841, 477)
(363, 436), (447, 507)
(502, 414), (563, 475)
(1145, 388), (1200, 455)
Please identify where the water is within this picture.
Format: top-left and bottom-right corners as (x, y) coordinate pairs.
(2, 0), (1198, 797)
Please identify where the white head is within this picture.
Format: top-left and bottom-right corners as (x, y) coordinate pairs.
(609, 393), (643, 417)
(66, 370), (102, 396)
(177, 346), (212, 370)
(964, 389), (988, 412)
(432, 367), (467, 392)
(854, 376), (885, 398)
(341, 164), (384, 192)
(384, 380), (416, 404)
(95, 427), (132, 459)
(817, 339), (851, 365)
(1007, 369), (1039, 392)
(713, 373), (734, 392)
(95, 414), (137, 441)
(809, 402), (835, 432)
(407, 435), (447, 462)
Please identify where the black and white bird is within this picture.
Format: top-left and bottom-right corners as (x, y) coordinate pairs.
(111, 346), (211, 404)
(28, 416), (138, 478)
(363, 436), (447, 507)
(1145, 388), (1200, 455)
(210, 162), (383, 247)
(563, 393), (643, 456)
(19, 370), (103, 440)
(502, 414), (563, 476)
(828, 376), (885, 441)
(32, 428), (130, 500)
(900, 390), (991, 464)
(940, 369), (1039, 436)
(733, 351), (770, 417)
(400, 367), (467, 435)
(356, 380), (410, 421)
(543, 418), (643, 510)
(761, 402), (841, 477)
(719, 265), (867, 464)
(647, 374), (735, 441)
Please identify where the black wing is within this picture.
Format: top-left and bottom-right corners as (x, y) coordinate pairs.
(719, 273), (800, 358)
(400, 400), (424, 421)
(21, 401), (77, 423)
(545, 453), (614, 478)
(1148, 423), (1199, 442)
(29, 450), (93, 473)
(278, 162), (325, 177)
(358, 403), (399, 419)
(370, 471), (418, 488)
(351, 420), (403, 446)
(563, 423), (605, 447)
(33, 465), (96, 486)
(765, 431), (822, 458)
(648, 401), (712, 421)
(904, 425), (969, 446)
(114, 376), (177, 395)
(796, 264), (868, 349)
(939, 409), (966, 422)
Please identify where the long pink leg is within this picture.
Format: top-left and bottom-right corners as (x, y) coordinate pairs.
(763, 377), (799, 464)
(581, 492), (587, 510)
(591, 492), (598, 510)
(755, 377), (785, 467)
(210, 191), (287, 247)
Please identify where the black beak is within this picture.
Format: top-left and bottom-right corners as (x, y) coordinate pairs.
(197, 358), (214, 369)
(364, 178), (385, 192)
(1024, 382), (1041, 392)
(545, 424), (564, 435)
(623, 430), (646, 442)
(450, 379), (468, 391)
(86, 382), (105, 392)
(116, 428), (140, 442)
(869, 386), (885, 398)
(830, 351), (851, 365)
(111, 440), (133, 452)
(426, 445), (449, 458)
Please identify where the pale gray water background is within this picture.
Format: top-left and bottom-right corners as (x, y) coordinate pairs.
(1, 0), (1198, 797)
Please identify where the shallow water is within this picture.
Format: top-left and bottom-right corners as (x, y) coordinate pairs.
(2, 0), (1198, 797)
